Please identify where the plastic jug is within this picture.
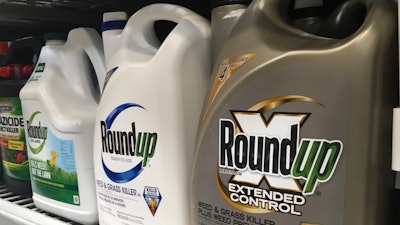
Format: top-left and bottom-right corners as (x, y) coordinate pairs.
(19, 28), (105, 224)
(0, 36), (42, 196)
(0, 80), (31, 194)
(192, 1), (398, 225)
(93, 3), (210, 225)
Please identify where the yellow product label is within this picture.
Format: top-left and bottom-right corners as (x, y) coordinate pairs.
(203, 53), (256, 118)
(8, 140), (25, 151)
(300, 222), (320, 225)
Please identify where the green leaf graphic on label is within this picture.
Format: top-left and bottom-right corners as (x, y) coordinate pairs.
(27, 111), (47, 154)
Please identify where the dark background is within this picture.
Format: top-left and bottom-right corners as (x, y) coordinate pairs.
(0, 0), (211, 40)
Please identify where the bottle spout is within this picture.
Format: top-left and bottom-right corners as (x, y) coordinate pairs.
(289, 0), (366, 39)
(102, 11), (128, 32)
(317, 0), (366, 39)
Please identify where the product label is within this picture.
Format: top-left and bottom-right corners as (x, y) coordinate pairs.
(195, 59), (348, 225)
(0, 97), (30, 180)
(26, 111), (80, 205)
(27, 62), (45, 83)
(95, 101), (163, 224)
(218, 98), (342, 210)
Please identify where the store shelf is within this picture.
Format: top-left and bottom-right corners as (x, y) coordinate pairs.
(0, 184), (82, 225)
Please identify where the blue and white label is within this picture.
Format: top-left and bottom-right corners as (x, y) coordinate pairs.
(96, 101), (163, 224)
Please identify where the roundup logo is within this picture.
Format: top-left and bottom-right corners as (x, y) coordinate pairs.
(101, 103), (158, 183)
(217, 95), (343, 216)
(26, 111), (47, 154)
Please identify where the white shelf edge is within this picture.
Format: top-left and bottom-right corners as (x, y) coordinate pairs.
(0, 185), (77, 225)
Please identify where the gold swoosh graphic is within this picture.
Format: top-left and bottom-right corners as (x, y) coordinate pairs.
(248, 95), (324, 113)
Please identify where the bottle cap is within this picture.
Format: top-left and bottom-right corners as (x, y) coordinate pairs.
(102, 12), (128, 32)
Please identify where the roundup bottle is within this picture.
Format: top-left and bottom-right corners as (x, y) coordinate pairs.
(0, 37), (42, 196)
(192, 1), (398, 225)
(93, 3), (210, 225)
(19, 28), (105, 224)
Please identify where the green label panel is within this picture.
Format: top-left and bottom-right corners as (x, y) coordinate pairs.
(30, 158), (80, 205)
(0, 97), (30, 181)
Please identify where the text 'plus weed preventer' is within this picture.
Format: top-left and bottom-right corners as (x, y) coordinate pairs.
(193, 0), (398, 225)
(93, 3), (210, 225)
(19, 28), (106, 224)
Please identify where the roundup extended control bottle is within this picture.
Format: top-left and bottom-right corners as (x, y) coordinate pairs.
(192, 0), (398, 225)
(19, 28), (105, 224)
(93, 3), (210, 225)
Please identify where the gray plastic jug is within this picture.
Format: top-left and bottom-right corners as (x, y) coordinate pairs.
(192, 0), (398, 225)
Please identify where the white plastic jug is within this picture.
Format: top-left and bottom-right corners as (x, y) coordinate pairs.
(93, 3), (210, 225)
(19, 28), (106, 225)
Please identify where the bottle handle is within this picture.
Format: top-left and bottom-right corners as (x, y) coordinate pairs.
(66, 28), (106, 93)
(124, 3), (203, 51)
